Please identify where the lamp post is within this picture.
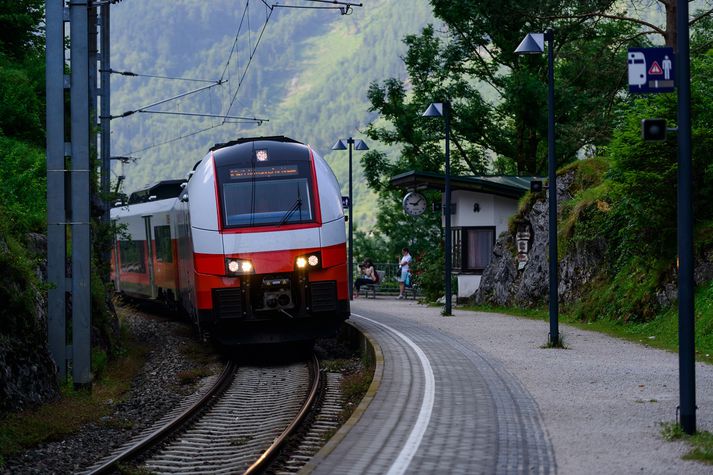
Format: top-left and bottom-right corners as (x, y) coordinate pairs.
(676, 0), (695, 435)
(423, 102), (452, 316)
(332, 137), (368, 300)
(515, 29), (559, 345)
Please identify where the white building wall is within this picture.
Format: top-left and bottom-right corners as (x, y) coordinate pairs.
(443, 190), (521, 298)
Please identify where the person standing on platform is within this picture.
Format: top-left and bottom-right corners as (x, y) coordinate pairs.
(396, 247), (412, 299)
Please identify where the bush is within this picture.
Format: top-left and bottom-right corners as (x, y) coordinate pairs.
(0, 136), (46, 234)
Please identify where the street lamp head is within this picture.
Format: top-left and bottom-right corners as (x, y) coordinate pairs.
(354, 139), (369, 151)
(422, 102), (444, 117)
(331, 139), (348, 150)
(515, 32), (545, 55)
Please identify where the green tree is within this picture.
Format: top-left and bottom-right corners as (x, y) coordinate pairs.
(0, 0), (44, 59)
(604, 51), (713, 269)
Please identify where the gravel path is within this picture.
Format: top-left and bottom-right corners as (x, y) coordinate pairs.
(352, 298), (713, 474)
(3, 305), (219, 474)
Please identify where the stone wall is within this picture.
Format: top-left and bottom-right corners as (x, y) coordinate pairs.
(473, 169), (604, 308)
(472, 168), (713, 311)
(0, 233), (59, 414)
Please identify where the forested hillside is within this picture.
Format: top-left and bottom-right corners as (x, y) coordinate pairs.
(110, 0), (435, 225)
(0, 0), (60, 416)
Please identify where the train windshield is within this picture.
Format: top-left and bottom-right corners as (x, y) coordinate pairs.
(219, 163), (315, 228)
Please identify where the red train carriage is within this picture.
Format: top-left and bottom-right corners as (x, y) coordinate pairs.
(111, 136), (350, 344)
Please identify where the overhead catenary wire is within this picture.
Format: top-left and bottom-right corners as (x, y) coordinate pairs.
(221, 1), (274, 124)
(102, 68), (221, 84)
(117, 0), (363, 157)
(138, 110), (269, 124)
(107, 81), (225, 119)
(125, 123), (227, 156)
(271, 0), (362, 13)
(220, 1), (251, 82)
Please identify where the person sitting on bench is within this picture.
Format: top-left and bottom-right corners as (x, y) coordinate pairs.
(354, 259), (378, 298)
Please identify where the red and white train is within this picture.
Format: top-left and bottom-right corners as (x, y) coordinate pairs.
(111, 136), (350, 344)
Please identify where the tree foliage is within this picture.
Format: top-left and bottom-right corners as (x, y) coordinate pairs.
(358, 0), (713, 303)
(0, 0), (46, 234)
(0, 0), (44, 59)
(604, 51), (713, 268)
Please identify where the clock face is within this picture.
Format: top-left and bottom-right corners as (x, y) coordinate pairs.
(403, 192), (427, 216)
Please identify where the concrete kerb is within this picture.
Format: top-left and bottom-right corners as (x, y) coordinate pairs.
(300, 320), (384, 474)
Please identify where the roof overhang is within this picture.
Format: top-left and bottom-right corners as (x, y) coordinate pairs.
(390, 170), (538, 199)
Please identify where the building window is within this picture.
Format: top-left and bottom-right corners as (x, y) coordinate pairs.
(452, 227), (495, 273)
(154, 225), (173, 263)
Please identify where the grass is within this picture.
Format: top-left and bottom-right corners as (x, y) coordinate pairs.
(0, 336), (148, 465)
(460, 279), (713, 364)
(321, 355), (374, 427)
(661, 422), (713, 464)
(540, 333), (567, 349)
(176, 367), (212, 386)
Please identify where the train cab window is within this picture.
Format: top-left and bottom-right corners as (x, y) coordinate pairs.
(154, 225), (173, 263)
(119, 240), (146, 273)
(218, 163), (315, 228)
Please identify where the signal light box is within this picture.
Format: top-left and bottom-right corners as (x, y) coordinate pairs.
(628, 47), (675, 93)
(642, 118), (667, 141)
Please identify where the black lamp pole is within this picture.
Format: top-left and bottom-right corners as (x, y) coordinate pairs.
(676, 0), (695, 435)
(347, 137), (354, 300)
(515, 30), (559, 344)
(545, 29), (559, 345)
(444, 102), (452, 316)
(423, 102), (453, 315)
(332, 138), (368, 301)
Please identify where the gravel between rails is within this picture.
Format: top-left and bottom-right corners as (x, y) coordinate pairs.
(3, 305), (220, 475)
(352, 298), (713, 474)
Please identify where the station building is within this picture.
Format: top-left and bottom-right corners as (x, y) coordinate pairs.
(390, 171), (537, 299)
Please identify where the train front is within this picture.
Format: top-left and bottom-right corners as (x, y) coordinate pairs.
(183, 137), (350, 344)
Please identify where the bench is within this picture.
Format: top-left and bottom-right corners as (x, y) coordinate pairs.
(362, 270), (385, 299)
(403, 283), (419, 300)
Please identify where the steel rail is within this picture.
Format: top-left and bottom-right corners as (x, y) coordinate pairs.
(243, 353), (321, 475)
(88, 360), (237, 475)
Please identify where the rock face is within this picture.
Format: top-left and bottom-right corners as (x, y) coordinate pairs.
(473, 168), (713, 310)
(0, 233), (60, 414)
(473, 169), (605, 308)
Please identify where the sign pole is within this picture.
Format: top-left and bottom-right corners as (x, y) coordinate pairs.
(676, 0), (695, 435)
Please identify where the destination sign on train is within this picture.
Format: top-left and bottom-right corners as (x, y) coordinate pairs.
(229, 165), (299, 179)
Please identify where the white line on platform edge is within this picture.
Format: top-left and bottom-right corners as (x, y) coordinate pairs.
(352, 313), (435, 475)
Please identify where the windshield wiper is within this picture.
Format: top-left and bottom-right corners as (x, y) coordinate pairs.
(279, 197), (302, 225)
(279, 184), (304, 226)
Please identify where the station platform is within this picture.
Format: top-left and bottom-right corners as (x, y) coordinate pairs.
(303, 298), (713, 474)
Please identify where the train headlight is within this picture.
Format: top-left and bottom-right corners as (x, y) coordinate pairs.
(227, 260), (240, 273)
(226, 258), (254, 275)
(295, 252), (322, 271)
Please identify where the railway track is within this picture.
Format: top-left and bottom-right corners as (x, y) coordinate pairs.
(85, 355), (321, 475)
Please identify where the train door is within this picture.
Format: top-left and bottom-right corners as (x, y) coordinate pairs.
(143, 215), (157, 299)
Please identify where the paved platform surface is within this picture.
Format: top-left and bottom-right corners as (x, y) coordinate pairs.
(304, 298), (713, 474)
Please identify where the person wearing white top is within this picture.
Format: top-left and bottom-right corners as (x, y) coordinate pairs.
(397, 247), (412, 299)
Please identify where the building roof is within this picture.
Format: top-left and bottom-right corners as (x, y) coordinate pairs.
(389, 170), (539, 199)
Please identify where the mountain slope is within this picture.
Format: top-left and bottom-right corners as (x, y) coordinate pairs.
(110, 0), (435, 224)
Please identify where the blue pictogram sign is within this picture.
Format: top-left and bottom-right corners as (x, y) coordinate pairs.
(628, 47), (675, 93)
(342, 196), (350, 208)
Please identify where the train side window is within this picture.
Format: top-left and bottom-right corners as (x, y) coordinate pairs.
(119, 240), (146, 273)
(154, 225), (173, 263)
